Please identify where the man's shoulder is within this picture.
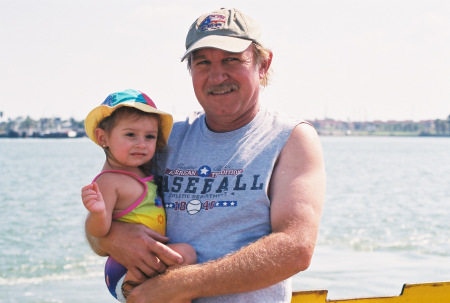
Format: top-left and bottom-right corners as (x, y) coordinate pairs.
(173, 111), (204, 126)
(168, 111), (204, 141)
(172, 111), (202, 129)
(259, 108), (315, 141)
(264, 107), (309, 127)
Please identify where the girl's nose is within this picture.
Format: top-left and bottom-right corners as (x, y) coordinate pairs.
(135, 137), (146, 148)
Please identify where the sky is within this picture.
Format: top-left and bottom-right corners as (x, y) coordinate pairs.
(1, 0), (449, 122)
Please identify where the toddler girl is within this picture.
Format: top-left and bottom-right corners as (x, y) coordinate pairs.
(81, 89), (196, 302)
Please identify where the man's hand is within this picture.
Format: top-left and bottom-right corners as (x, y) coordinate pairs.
(126, 268), (194, 303)
(86, 221), (184, 280)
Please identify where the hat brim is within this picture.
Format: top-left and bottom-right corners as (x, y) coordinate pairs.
(181, 35), (253, 61)
(85, 101), (173, 147)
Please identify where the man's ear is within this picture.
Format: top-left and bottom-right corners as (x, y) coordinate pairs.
(94, 128), (107, 147)
(259, 51), (273, 79)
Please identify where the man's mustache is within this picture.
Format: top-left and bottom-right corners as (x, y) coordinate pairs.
(206, 83), (239, 95)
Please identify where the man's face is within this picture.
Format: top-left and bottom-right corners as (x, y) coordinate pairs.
(189, 45), (263, 127)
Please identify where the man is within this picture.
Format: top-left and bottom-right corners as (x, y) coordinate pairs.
(87, 8), (325, 302)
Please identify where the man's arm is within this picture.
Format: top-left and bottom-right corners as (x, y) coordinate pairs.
(85, 220), (185, 280)
(127, 123), (326, 302)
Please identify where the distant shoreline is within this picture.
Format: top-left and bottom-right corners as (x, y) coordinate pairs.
(0, 131), (86, 139)
(2, 115), (449, 138)
(317, 130), (450, 137)
(1, 133), (449, 139)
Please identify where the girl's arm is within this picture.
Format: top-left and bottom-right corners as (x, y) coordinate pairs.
(82, 181), (113, 238)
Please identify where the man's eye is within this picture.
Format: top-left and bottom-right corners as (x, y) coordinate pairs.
(195, 60), (209, 66)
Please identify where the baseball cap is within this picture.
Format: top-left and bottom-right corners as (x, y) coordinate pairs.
(84, 89), (173, 146)
(181, 8), (263, 61)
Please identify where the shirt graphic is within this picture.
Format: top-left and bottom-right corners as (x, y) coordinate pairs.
(159, 164), (264, 215)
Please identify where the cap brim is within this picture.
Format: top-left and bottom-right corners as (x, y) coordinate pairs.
(85, 102), (173, 146)
(181, 35), (253, 61)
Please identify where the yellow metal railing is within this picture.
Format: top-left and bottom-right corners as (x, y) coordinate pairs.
(292, 281), (450, 303)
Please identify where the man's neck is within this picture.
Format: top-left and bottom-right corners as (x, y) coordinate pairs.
(205, 103), (260, 133)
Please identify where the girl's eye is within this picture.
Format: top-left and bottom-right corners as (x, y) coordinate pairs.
(146, 135), (156, 139)
(125, 133), (135, 137)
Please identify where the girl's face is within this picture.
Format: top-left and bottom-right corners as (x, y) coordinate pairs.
(101, 114), (159, 171)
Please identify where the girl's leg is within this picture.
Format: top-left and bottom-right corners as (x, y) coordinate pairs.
(167, 243), (197, 268)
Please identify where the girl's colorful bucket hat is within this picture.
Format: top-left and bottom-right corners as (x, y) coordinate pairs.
(84, 89), (173, 146)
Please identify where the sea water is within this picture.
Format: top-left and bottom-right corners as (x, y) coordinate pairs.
(0, 136), (449, 302)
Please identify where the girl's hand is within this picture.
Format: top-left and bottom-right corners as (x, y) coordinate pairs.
(81, 182), (106, 213)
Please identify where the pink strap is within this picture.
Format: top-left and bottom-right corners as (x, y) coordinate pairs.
(92, 170), (154, 220)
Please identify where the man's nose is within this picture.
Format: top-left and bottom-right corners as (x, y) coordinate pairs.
(209, 63), (229, 84)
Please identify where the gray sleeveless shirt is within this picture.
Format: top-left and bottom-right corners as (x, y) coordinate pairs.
(156, 107), (304, 303)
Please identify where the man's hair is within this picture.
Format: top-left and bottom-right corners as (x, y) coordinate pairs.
(186, 42), (272, 87)
(252, 43), (272, 87)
